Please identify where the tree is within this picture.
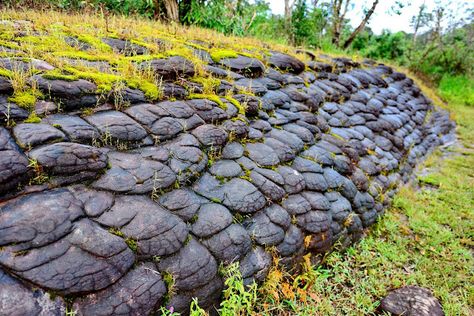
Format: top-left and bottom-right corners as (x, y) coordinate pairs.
(342, 0), (379, 49)
(163, 0), (179, 22)
(410, 2), (432, 45)
(291, 0), (311, 46)
(330, 0), (350, 46)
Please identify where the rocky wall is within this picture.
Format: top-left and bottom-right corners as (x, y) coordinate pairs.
(0, 22), (455, 316)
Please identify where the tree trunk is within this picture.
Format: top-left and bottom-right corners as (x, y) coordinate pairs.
(152, 0), (161, 19)
(331, 0), (342, 45)
(284, 0), (294, 44)
(331, 0), (349, 46)
(164, 0), (179, 22)
(342, 0), (379, 49)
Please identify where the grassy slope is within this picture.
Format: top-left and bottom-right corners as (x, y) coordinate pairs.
(250, 83), (474, 315)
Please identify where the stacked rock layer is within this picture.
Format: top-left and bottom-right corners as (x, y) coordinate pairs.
(0, 20), (455, 316)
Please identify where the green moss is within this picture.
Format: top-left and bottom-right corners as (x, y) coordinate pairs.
(188, 93), (227, 110)
(24, 112), (41, 123)
(166, 46), (194, 59)
(0, 68), (13, 79)
(224, 95), (246, 115)
(0, 40), (19, 50)
(210, 49), (239, 62)
(17, 34), (68, 53)
(53, 51), (113, 62)
(127, 78), (162, 100)
(191, 76), (221, 94)
(124, 54), (166, 63)
(124, 237), (138, 252)
(76, 34), (113, 52)
(210, 197), (222, 203)
(42, 70), (77, 81)
(8, 91), (37, 109)
(63, 66), (122, 93)
(108, 227), (125, 238)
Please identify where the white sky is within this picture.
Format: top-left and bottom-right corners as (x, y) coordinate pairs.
(267, 0), (473, 35)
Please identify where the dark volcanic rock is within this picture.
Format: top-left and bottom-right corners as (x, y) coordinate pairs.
(85, 111), (148, 143)
(0, 268), (65, 316)
(13, 123), (65, 148)
(74, 263), (166, 316)
(379, 286), (444, 316)
(93, 152), (176, 193)
(0, 96), (28, 122)
(0, 30), (456, 316)
(0, 127), (29, 194)
(0, 189), (134, 294)
(102, 37), (148, 56)
(269, 52), (305, 74)
(96, 195), (188, 257)
(0, 76), (12, 93)
(139, 56), (195, 80)
(218, 55), (265, 78)
(34, 75), (98, 109)
(157, 239), (218, 291)
(29, 142), (107, 175)
(43, 114), (98, 142)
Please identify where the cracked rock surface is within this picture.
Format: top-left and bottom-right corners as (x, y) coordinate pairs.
(0, 21), (456, 316)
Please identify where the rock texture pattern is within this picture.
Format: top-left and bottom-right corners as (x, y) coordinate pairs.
(0, 19), (455, 316)
(379, 286), (444, 316)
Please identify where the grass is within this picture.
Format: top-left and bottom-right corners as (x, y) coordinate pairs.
(439, 75), (474, 107)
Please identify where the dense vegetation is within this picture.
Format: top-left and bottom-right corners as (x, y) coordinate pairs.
(2, 0), (473, 100)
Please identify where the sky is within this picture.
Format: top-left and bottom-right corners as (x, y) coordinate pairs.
(267, 0), (474, 35)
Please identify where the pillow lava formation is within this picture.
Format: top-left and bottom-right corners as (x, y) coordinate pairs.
(0, 22), (455, 316)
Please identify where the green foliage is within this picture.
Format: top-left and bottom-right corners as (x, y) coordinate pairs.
(183, 0), (271, 36)
(355, 30), (409, 62)
(439, 75), (474, 107)
(219, 262), (258, 316)
(189, 298), (207, 316)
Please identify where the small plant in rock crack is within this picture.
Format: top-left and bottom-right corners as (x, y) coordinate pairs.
(218, 262), (257, 316)
(159, 306), (180, 316)
(206, 145), (222, 168)
(109, 81), (131, 111)
(189, 298), (208, 316)
(27, 158), (48, 185)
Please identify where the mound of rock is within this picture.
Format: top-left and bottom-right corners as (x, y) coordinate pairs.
(0, 19), (455, 316)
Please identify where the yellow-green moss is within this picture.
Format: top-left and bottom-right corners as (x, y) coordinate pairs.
(63, 66), (122, 92)
(0, 40), (20, 50)
(210, 49), (239, 62)
(53, 51), (113, 62)
(8, 91), (38, 109)
(24, 112), (41, 123)
(127, 78), (162, 100)
(188, 93), (227, 110)
(0, 68), (13, 79)
(191, 76), (221, 94)
(17, 34), (70, 53)
(124, 54), (166, 63)
(76, 34), (114, 52)
(42, 69), (77, 81)
(223, 95), (246, 115)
